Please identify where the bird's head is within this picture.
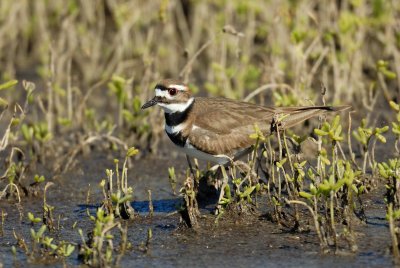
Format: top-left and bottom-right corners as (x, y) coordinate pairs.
(141, 79), (194, 113)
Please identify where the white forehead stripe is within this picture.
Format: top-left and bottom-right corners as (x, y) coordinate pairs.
(157, 97), (194, 114)
(168, 84), (187, 91)
(155, 88), (172, 99)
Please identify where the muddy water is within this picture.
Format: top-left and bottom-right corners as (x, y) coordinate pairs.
(0, 144), (395, 267)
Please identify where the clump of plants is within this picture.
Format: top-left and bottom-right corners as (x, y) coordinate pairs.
(78, 147), (139, 266)
(12, 179), (70, 264)
(210, 114), (369, 252)
(99, 147), (138, 219)
(78, 208), (131, 267)
(13, 224), (75, 263)
(0, 80), (43, 201)
(379, 101), (400, 261)
(352, 119), (389, 173)
(179, 171), (200, 228)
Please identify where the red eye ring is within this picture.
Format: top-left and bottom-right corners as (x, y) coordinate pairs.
(168, 88), (177, 96)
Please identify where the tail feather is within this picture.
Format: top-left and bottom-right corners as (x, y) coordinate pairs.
(279, 105), (351, 129)
(282, 105), (352, 112)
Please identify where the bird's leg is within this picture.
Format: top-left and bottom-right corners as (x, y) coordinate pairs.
(215, 165), (228, 215)
(186, 155), (198, 191)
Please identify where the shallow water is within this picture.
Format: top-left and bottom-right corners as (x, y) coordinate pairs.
(0, 146), (396, 267)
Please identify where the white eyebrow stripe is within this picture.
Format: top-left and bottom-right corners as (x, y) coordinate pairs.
(168, 84), (187, 91)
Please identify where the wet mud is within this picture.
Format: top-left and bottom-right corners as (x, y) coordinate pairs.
(0, 144), (395, 267)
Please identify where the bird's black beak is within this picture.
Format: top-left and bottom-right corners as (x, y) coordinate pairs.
(141, 97), (158, 110)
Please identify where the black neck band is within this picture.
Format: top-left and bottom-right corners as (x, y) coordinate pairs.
(164, 99), (194, 126)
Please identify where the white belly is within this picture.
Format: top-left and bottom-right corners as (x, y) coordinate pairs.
(175, 143), (231, 165)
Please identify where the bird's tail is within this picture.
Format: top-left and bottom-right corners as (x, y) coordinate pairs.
(278, 105), (351, 130)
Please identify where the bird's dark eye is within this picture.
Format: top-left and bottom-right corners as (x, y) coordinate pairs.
(168, 88), (177, 96)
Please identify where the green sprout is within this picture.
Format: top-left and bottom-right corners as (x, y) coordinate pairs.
(100, 147), (137, 219)
(389, 101), (400, 154)
(168, 167), (177, 195)
(353, 119), (389, 173)
(79, 207), (130, 267)
(27, 212), (41, 225)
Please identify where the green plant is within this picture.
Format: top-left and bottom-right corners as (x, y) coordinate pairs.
(179, 173), (199, 228)
(379, 159), (400, 208)
(100, 147), (137, 219)
(0, 148), (25, 202)
(168, 167), (177, 195)
(389, 101), (400, 154)
(27, 212), (41, 225)
(353, 119), (389, 173)
(78, 208), (130, 267)
(14, 224), (75, 262)
(290, 160), (362, 252)
(387, 203), (400, 261)
(42, 182), (56, 230)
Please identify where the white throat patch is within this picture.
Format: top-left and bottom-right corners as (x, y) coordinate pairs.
(157, 97), (194, 114)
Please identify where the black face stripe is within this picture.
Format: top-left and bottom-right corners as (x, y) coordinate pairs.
(156, 84), (168, 91)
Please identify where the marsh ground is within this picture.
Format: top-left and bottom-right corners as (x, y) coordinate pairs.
(0, 141), (395, 267)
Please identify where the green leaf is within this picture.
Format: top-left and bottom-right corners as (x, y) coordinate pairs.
(299, 191), (313, 199)
(310, 183), (317, 195)
(375, 126), (388, 134)
(381, 68), (397, 79)
(240, 186), (256, 199)
(351, 184), (358, 194)
(34, 175), (45, 183)
(37, 225), (47, 237)
(376, 134), (386, 143)
(111, 75), (126, 84)
(318, 180), (332, 196)
(331, 115), (341, 130)
(126, 147), (139, 157)
(66, 245), (75, 256)
(28, 212), (41, 223)
(0, 97), (8, 108)
(276, 158), (287, 168)
(249, 133), (259, 139)
(28, 212), (34, 221)
(314, 128), (328, 136)
(389, 101), (399, 112)
(334, 125), (342, 138)
(30, 228), (36, 239)
(0, 80), (18, 91)
(224, 184), (232, 200)
(118, 194), (133, 204)
(321, 155), (331, 165)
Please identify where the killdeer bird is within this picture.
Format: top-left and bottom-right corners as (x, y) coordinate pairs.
(142, 79), (350, 165)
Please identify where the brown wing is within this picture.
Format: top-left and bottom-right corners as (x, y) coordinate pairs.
(188, 98), (276, 155)
(188, 97), (350, 155)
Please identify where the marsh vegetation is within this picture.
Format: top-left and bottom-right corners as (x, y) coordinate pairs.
(0, 0), (399, 267)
